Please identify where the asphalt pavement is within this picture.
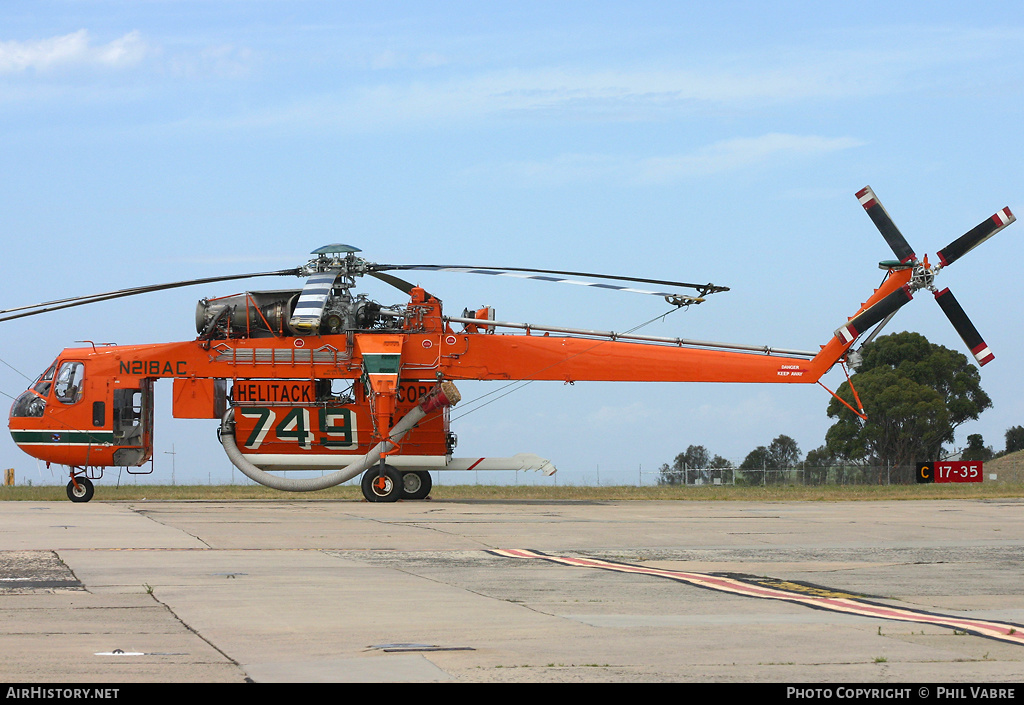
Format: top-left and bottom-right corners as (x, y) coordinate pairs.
(1, 497), (1022, 683)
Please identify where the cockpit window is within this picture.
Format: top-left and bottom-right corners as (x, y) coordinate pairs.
(10, 391), (46, 418)
(32, 360), (57, 397)
(54, 362), (85, 404)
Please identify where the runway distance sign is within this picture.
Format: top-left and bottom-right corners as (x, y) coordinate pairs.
(916, 461), (983, 483)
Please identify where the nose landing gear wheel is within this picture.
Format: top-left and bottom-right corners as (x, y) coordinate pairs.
(361, 465), (402, 502)
(66, 477), (94, 503)
(401, 470), (433, 500)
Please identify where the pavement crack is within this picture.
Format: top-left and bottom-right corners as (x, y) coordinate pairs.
(142, 590), (245, 674)
(127, 505), (213, 548)
(335, 512), (503, 549)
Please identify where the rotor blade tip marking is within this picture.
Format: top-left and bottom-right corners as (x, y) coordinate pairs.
(835, 326), (857, 344)
(856, 186), (878, 209)
(973, 344), (995, 366)
(994, 207), (1015, 226)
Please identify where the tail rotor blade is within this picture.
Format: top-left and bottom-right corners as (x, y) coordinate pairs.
(857, 186), (917, 264)
(936, 207), (1015, 267)
(835, 285), (914, 344)
(934, 287), (994, 366)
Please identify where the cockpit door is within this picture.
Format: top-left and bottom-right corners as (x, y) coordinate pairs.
(112, 379), (154, 466)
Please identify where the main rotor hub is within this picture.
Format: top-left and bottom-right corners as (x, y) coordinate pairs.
(301, 244), (370, 278)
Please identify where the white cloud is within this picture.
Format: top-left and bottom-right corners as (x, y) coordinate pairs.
(334, 65), (849, 127)
(0, 30), (147, 73)
(635, 134), (866, 183)
(160, 23), (1023, 136)
(476, 134), (864, 186)
(203, 56), (885, 135)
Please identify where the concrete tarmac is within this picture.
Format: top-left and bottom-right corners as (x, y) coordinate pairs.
(1, 497), (1022, 683)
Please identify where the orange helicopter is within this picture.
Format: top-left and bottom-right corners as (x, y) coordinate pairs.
(5, 187), (1015, 502)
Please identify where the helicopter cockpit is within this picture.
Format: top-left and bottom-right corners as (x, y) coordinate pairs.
(9, 355), (154, 472)
(9, 359), (57, 419)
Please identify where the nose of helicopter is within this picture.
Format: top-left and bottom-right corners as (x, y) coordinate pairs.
(8, 387), (50, 463)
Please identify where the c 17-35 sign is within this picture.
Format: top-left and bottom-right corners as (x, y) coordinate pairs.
(916, 461), (983, 484)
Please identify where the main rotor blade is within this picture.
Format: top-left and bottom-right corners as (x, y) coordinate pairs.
(288, 271), (340, 334)
(857, 186), (917, 264)
(936, 207), (1015, 267)
(934, 287), (994, 366)
(0, 269), (299, 324)
(376, 264), (728, 297)
(834, 285), (914, 344)
(368, 271), (419, 295)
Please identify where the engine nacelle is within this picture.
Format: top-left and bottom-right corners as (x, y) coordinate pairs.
(196, 290), (301, 339)
(197, 287), (394, 340)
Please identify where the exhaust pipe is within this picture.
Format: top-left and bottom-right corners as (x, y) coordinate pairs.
(220, 381), (461, 492)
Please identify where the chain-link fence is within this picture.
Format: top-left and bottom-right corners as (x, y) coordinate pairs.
(656, 467), (737, 486)
(658, 464), (931, 486)
(6, 461), (1016, 488)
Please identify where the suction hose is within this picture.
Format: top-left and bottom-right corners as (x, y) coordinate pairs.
(220, 381), (461, 492)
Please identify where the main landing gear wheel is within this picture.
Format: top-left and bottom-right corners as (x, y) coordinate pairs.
(401, 470), (433, 500)
(66, 477), (94, 503)
(361, 465), (402, 503)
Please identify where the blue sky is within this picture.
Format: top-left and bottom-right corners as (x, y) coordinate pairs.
(2, 1), (1022, 486)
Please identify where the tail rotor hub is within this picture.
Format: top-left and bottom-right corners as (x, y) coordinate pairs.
(909, 257), (937, 293)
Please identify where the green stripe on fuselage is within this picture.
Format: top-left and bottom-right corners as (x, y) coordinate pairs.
(11, 430), (116, 445)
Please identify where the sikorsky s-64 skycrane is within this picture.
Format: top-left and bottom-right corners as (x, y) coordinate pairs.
(5, 187), (1015, 502)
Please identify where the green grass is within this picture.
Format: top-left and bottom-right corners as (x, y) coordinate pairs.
(1, 482), (1022, 502)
